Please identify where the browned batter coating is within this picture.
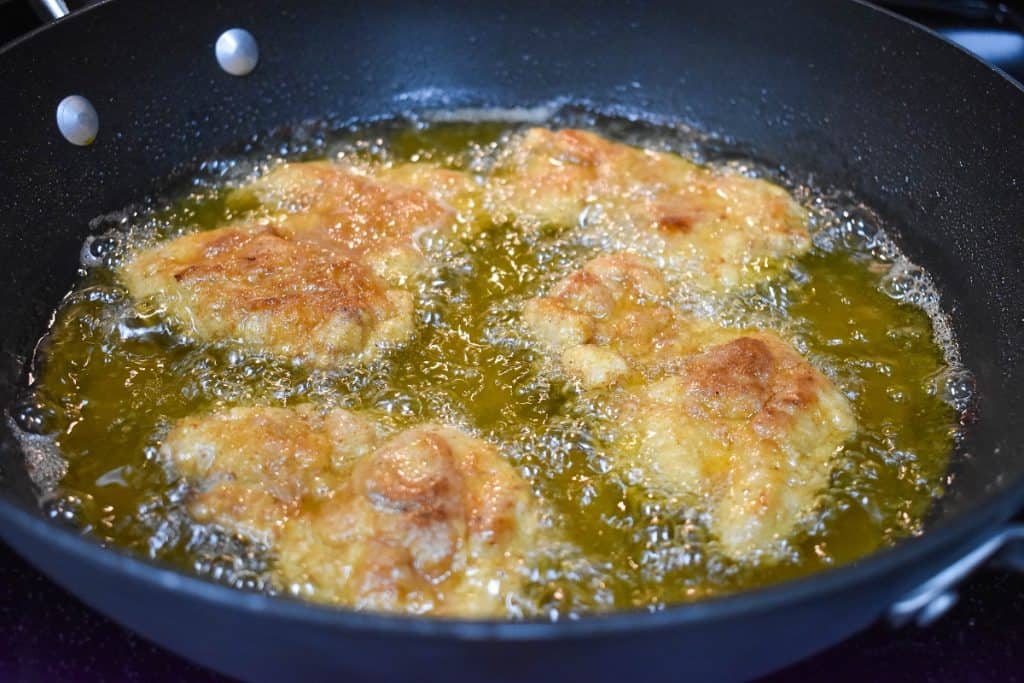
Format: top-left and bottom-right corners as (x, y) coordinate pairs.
(122, 225), (414, 367)
(489, 128), (810, 289)
(162, 405), (539, 616)
(232, 160), (482, 283)
(522, 253), (722, 388)
(523, 254), (856, 556)
(373, 162), (486, 227)
(161, 405), (374, 538)
(621, 334), (856, 556)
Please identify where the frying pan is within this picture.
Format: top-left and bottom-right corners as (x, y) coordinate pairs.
(2, 1), (1023, 680)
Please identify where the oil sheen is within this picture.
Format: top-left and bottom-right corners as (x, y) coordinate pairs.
(20, 113), (965, 617)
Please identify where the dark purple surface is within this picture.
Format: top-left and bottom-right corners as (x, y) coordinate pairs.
(1, 541), (223, 682)
(2, 1), (1023, 681)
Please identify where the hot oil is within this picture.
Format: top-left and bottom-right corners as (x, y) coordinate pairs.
(21, 112), (963, 616)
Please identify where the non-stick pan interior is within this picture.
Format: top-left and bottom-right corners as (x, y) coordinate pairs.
(2, 0), (1023, 568)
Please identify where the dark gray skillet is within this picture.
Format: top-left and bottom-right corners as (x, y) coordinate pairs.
(1, 1), (1023, 680)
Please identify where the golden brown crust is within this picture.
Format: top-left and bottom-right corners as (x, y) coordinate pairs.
(372, 162), (485, 226)
(162, 405), (375, 537)
(123, 160), (487, 366)
(673, 336), (779, 420)
(522, 253), (709, 388)
(619, 333), (856, 556)
(233, 161), (479, 282)
(162, 406), (538, 616)
(489, 128), (810, 289)
(122, 225), (415, 367)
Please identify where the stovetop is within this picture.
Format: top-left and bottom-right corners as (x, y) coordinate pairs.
(1, 1), (1022, 681)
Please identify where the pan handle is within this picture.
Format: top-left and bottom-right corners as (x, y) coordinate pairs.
(888, 524), (1024, 627)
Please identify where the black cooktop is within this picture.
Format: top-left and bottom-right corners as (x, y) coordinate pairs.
(2, 1), (1022, 681)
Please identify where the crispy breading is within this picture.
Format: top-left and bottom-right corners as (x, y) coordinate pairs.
(121, 225), (414, 367)
(372, 162), (485, 226)
(522, 253), (718, 388)
(489, 128), (810, 288)
(618, 334), (856, 556)
(232, 160), (481, 283)
(162, 406), (538, 616)
(161, 405), (377, 538)
(523, 254), (856, 556)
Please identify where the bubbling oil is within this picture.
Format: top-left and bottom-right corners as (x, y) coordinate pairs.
(16, 109), (966, 617)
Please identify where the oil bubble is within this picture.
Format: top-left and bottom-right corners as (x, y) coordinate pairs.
(12, 396), (58, 435)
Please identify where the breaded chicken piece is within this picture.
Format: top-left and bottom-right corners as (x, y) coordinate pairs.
(122, 225), (414, 367)
(523, 254), (856, 556)
(162, 405), (538, 616)
(619, 334), (856, 557)
(522, 253), (719, 389)
(279, 424), (537, 615)
(489, 128), (810, 289)
(231, 160), (481, 283)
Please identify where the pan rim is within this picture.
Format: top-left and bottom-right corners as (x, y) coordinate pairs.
(1, 478), (1022, 639)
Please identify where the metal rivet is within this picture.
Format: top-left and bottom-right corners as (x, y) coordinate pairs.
(215, 28), (259, 76)
(56, 95), (98, 146)
(39, 0), (70, 20)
